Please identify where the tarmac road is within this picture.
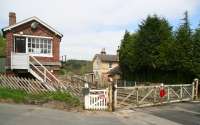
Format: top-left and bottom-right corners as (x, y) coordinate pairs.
(0, 102), (199, 125)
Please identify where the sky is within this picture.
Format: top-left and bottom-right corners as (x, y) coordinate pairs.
(1, 0), (200, 60)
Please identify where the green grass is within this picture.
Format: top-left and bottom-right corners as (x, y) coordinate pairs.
(0, 88), (27, 103)
(0, 88), (80, 106)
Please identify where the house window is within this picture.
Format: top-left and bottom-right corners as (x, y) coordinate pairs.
(28, 37), (52, 55)
(109, 62), (112, 68)
(15, 37), (26, 53)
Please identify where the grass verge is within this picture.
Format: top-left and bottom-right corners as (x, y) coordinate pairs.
(0, 87), (80, 107)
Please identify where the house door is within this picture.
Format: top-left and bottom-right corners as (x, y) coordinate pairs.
(14, 36), (26, 53)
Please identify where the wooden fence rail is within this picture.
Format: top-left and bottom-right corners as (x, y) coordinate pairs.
(0, 75), (57, 94)
(0, 74), (85, 100)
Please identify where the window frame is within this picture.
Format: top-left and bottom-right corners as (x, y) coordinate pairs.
(14, 34), (53, 57)
(27, 37), (53, 57)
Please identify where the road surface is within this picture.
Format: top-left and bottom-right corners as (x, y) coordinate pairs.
(0, 102), (199, 125)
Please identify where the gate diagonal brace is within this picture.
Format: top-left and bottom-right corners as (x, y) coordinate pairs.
(139, 88), (154, 104)
(183, 87), (192, 97)
(119, 89), (136, 106)
(170, 88), (180, 98)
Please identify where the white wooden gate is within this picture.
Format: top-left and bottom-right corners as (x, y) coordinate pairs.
(117, 83), (196, 109)
(85, 89), (108, 110)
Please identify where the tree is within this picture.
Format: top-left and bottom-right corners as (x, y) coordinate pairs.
(118, 12), (197, 83)
(174, 11), (193, 72)
(0, 33), (6, 57)
(135, 15), (173, 70)
(119, 30), (136, 79)
(192, 24), (200, 77)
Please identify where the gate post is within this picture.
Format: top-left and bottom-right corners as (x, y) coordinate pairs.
(83, 83), (90, 109)
(195, 79), (199, 100)
(108, 77), (116, 112)
(108, 82), (113, 111)
(192, 78), (199, 100)
(114, 80), (117, 110)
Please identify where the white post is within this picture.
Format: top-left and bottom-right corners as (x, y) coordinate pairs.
(167, 87), (170, 102)
(154, 86), (157, 103)
(84, 83), (89, 109)
(136, 88), (139, 106)
(193, 78), (199, 100)
(180, 85), (183, 100)
(192, 81), (195, 100)
(196, 79), (199, 100)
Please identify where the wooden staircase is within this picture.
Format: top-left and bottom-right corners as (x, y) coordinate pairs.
(28, 55), (67, 90)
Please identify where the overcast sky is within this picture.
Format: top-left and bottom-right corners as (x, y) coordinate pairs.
(1, 0), (200, 60)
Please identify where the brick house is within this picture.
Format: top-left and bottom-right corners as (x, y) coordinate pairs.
(92, 48), (119, 85)
(1, 12), (63, 82)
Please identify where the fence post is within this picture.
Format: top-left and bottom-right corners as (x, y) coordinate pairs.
(180, 85), (183, 100)
(196, 79), (199, 100)
(83, 83), (89, 109)
(136, 87), (139, 106)
(167, 87), (170, 102)
(108, 83), (113, 111)
(153, 86), (157, 103)
(192, 78), (199, 100)
(114, 80), (117, 109)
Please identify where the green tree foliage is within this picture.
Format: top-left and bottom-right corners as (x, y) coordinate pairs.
(135, 15), (173, 69)
(0, 33), (6, 57)
(174, 11), (193, 71)
(119, 31), (137, 79)
(119, 12), (198, 83)
(192, 24), (200, 77)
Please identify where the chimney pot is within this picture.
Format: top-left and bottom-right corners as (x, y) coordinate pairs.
(9, 12), (16, 26)
(101, 48), (106, 55)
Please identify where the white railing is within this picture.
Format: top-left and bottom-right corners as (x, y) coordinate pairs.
(29, 55), (59, 83)
(85, 89), (108, 110)
(28, 55), (67, 90)
(117, 84), (194, 108)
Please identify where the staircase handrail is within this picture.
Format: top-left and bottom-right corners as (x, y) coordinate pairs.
(29, 61), (52, 82)
(29, 55), (60, 84)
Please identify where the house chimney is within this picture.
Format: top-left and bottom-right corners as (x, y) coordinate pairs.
(9, 12), (16, 26)
(101, 48), (106, 55)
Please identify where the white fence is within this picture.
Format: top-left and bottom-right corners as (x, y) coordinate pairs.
(117, 83), (195, 109)
(85, 89), (108, 110)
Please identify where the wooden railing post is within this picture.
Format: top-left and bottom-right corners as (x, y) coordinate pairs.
(44, 69), (47, 82)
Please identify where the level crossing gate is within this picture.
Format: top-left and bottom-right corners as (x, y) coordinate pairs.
(116, 81), (199, 109)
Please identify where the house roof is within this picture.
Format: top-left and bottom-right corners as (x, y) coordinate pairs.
(93, 54), (118, 62)
(107, 66), (121, 76)
(2, 16), (63, 37)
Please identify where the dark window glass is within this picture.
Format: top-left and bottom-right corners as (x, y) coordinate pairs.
(14, 37), (26, 53)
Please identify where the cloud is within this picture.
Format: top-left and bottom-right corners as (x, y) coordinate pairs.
(0, 0), (200, 60)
